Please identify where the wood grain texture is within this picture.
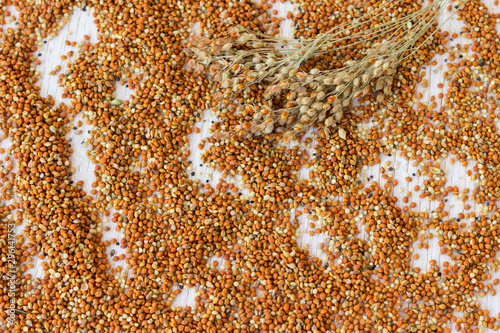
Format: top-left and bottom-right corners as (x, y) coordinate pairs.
(3, 1), (500, 331)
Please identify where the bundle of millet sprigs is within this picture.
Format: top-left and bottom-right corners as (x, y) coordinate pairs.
(186, 0), (465, 143)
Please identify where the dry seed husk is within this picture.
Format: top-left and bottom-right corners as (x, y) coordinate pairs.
(187, 0), (459, 141)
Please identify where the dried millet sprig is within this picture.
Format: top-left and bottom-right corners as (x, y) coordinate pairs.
(187, 0), (463, 142)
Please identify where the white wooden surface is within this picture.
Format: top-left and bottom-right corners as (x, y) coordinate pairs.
(2, 1), (500, 331)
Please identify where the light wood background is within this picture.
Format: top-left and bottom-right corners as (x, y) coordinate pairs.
(2, 0), (500, 331)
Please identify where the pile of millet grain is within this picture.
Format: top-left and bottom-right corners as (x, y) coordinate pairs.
(2, 0), (500, 332)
